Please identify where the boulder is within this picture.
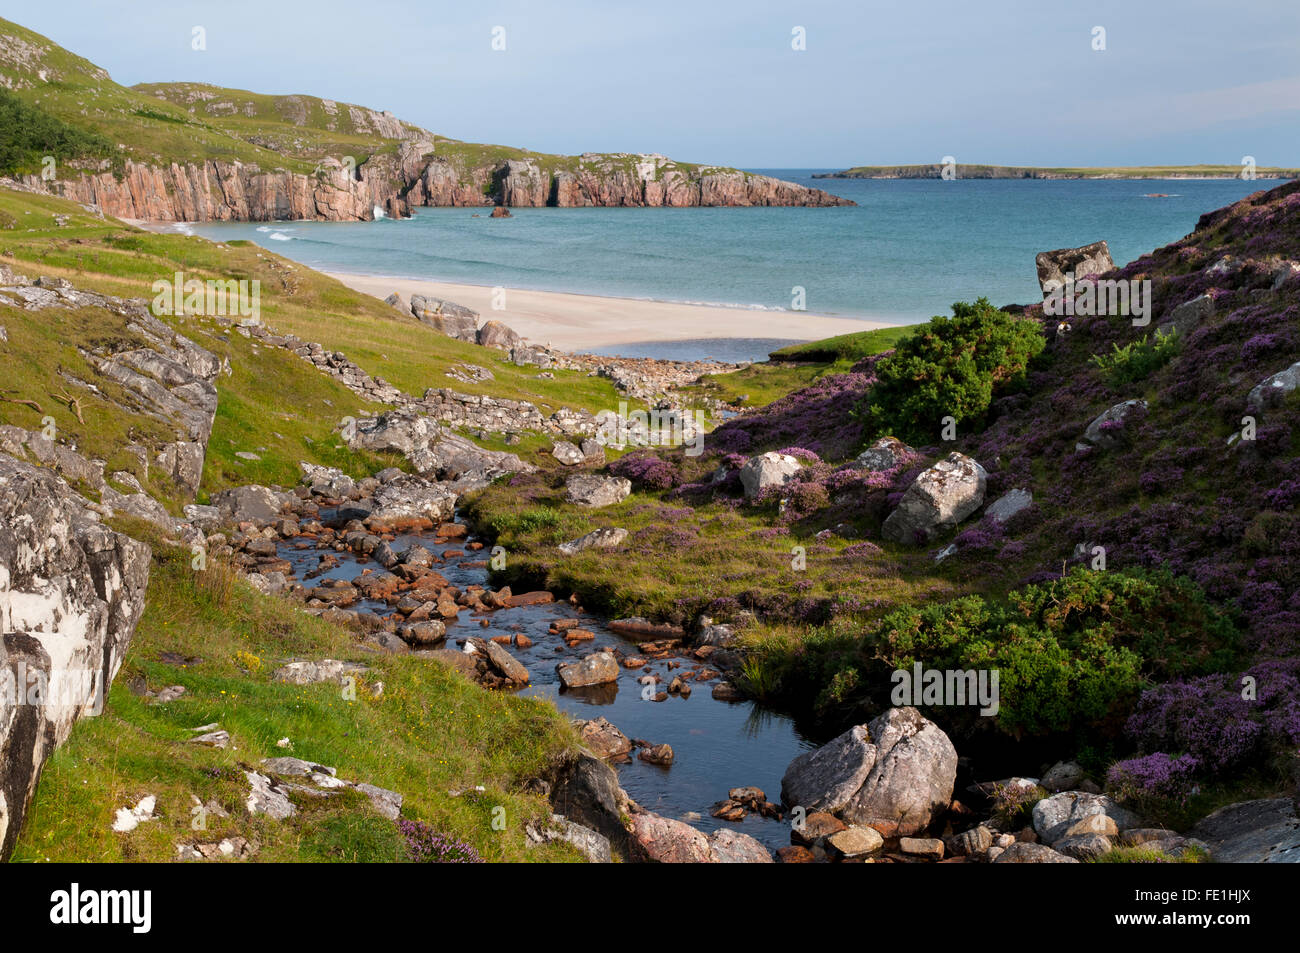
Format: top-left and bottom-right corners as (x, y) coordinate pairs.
(557, 652), (620, 689)
(881, 452), (987, 543)
(827, 825), (884, 859)
(550, 750), (633, 858)
(1079, 399), (1146, 450)
(482, 640), (529, 685)
(1036, 240), (1114, 297)
(630, 812), (713, 863)
(708, 827), (774, 863)
(991, 842), (1079, 863)
(477, 319), (522, 350)
(1032, 791), (1140, 846)
(1160, 293), (1213, 335)
(854, 436), (915, 472)
(564, 474), (632, 508)
(526, 814), (612, 863)
(739, 451), (802, 498)
(0, 456), (151, 859)
(557, 527), (628, 556)
(985, 488), (1033, 524)
(1189, 798), (1300, 863)
(410, 295), (478, 341)
(576, 717), (632, 759)
(1247, 360), (1300, 410)
(1040, 760), (1086, 793)
(551, 441), (586, 466)
(210, 484), (284, 523)
(781, 707), (957, 837)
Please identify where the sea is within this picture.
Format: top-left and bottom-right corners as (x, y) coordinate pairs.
(185, 172), (1276, 362)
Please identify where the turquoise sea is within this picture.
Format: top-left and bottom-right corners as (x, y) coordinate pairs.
(187, 172), (1275, 361)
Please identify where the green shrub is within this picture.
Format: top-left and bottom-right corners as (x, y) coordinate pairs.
(0, 88), (116, 177)
(1091, 328), (1181, 386)
(855, 298), (1044, 445)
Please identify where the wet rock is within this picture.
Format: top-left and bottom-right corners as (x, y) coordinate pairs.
(575, 716), (632, 759)
(881, 452), (987, 544)
(637, 743), (674, 766)
(550, 751), (633, 858)
(564, 474), (632, 508)
(557, 651), (620, 689)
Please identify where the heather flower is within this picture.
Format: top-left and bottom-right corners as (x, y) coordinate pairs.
(398, 819), (483, 863)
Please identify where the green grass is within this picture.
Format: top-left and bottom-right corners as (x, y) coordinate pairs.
(684, 325), (914, 409)
(10, 531), (583, 863)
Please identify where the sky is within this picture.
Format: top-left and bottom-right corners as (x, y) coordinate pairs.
(10, 0), (1300, 169)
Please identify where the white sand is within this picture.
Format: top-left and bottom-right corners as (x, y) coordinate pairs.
(327, 272), (897, 353)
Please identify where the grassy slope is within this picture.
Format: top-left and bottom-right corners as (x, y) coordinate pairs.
(11, 528), (581, 863)
(0, 185), (640, 861)
(0, 17), (754, 189)
(0, 186), (632, 505)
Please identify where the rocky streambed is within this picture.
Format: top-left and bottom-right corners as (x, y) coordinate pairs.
(245, 496), (814, 852)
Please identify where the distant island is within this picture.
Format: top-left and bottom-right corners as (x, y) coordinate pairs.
(814, 163), (1299, 180)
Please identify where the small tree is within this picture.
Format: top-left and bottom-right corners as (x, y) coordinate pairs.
(856, 298), (1044, 446)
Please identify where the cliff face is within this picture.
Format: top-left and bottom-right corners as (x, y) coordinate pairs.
(24, 150), (853, 222)
(0, 456), (151, 860)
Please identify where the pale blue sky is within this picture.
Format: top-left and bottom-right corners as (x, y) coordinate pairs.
(16, 0), (1300, 168)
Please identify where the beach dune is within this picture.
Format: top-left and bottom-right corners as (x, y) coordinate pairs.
(328, 272), (895, 354)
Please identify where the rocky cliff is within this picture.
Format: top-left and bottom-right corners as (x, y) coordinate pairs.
(25, 148), (852, 222)
(0, 455), (151, 859)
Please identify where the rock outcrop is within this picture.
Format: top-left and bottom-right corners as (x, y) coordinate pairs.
(780, 707), (957, 838)
(0, 455), (151, 859)
(1035, 240), (1115, 297)
(881, 452), (987, 543)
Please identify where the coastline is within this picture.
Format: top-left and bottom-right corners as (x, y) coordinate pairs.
(325, 270), (901, 354)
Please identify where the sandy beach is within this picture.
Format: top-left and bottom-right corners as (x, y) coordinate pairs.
(326, 272), (896, 353)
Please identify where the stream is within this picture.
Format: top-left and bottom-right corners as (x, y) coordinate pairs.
(276, 514), (816, 851)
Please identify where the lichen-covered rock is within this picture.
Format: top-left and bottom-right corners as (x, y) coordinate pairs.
(564, 474), (632, 508)
(1247, 360), (1300, 410)
(985, 488), (1033, 524)
(0, 454), (151, 859)
(557, 651), (620, 688)
(881, 452), (987, 543)
(1036, 240), (1114, 297)
(410, 295), (478, 340)
(739, 451), (801, 498)
(854, 436), (915, 472)
(557, 527), (628, 556)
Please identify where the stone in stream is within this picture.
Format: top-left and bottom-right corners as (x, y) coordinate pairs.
(557, 651), (620, 689)
(575, 717), (632, 759)
(780, 707), (957, 837)
(481, 640), (530, 685)
(637, 743), (674, 766)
